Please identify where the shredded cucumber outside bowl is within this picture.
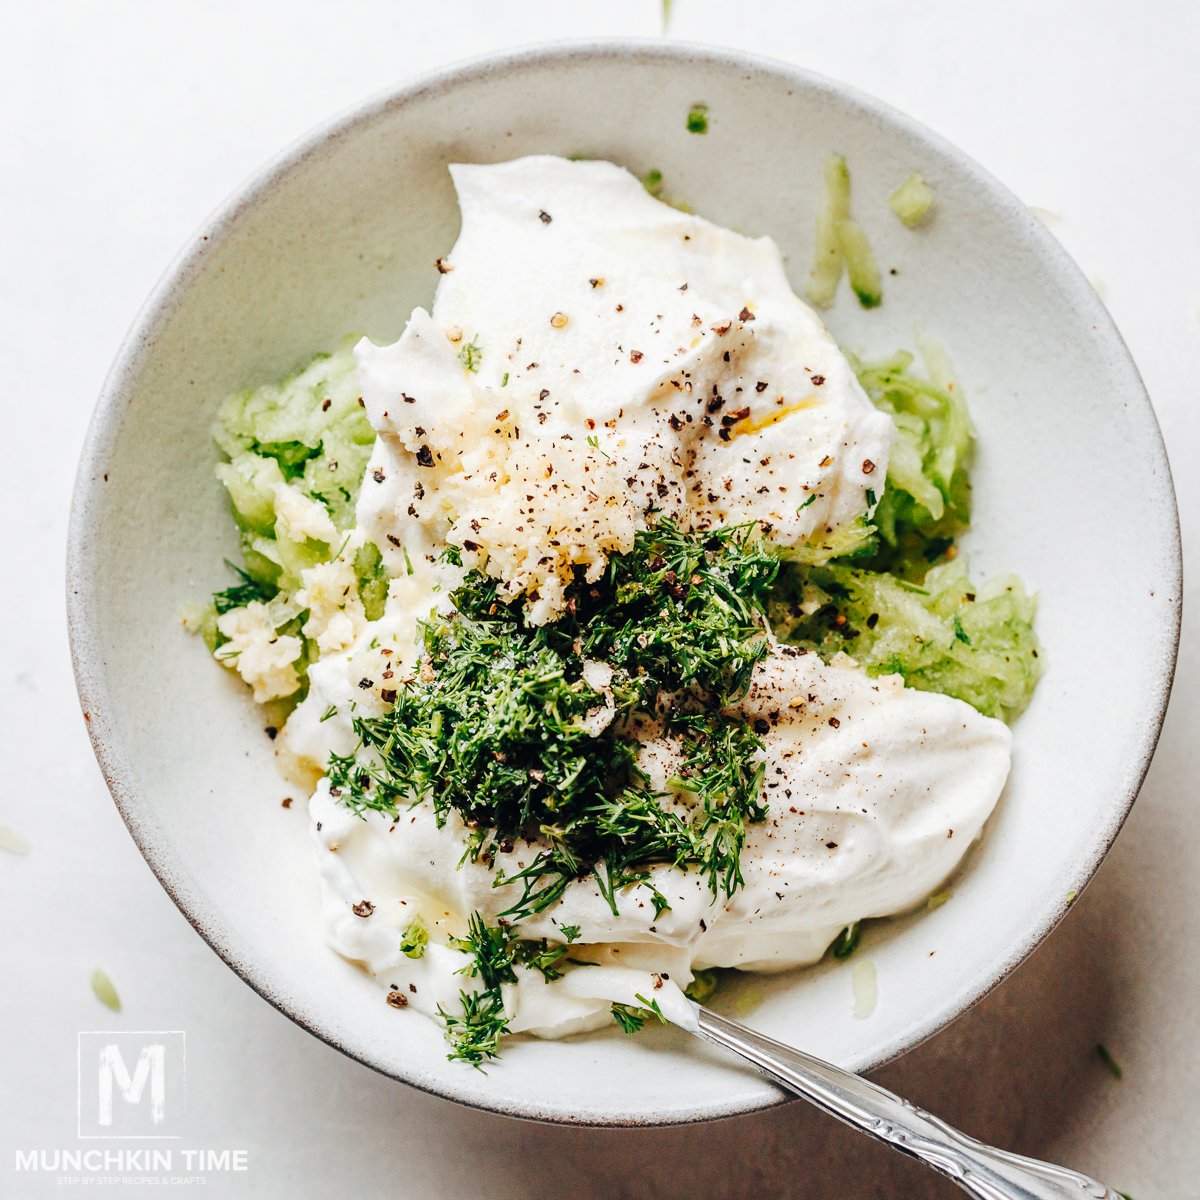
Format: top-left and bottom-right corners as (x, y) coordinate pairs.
(71, 41), (1180, 1127)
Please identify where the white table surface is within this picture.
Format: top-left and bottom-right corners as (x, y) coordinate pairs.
(3, 2), (1197, 1196)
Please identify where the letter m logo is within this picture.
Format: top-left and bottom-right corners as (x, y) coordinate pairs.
(78, 1031), (185, 1138)
(98, 1043), (165, 1127)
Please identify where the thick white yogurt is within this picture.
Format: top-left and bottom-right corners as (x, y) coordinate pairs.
(306, 646), (1009, 1037)
(355, 155), (892, 623)
(280, 156), (1012, 1045)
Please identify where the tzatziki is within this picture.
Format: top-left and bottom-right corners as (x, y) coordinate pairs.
(194, 154), (1039, 1065)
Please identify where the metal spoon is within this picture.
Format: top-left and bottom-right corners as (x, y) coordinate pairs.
(687, 1002), (1124, 1200)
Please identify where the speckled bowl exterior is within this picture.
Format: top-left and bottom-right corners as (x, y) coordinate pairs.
(67, 41), (1181, 1126)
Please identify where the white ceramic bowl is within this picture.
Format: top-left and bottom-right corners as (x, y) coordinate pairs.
(68, 41), (1181, 1125)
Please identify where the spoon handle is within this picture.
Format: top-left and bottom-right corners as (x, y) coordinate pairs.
(692, 1005), (1123, 1200)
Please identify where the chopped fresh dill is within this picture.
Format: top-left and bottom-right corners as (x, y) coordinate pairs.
(450, 913), (518, 986)
(319, 704), (337, 723)
(438, 912), (587, 1061)
(213, 559), (276, 614)
(635, 992), (667, 1021)
(1096, 1043), (1123, 1080)
(439, 913), (516, 1068)
(612, 993), (668, 1035)
(686, 104), (709, 134)
(328, 524), (778, 941)
(458, 336), (482, 373)
(797, 493), (817, 513)
(611, 1004), (646, 1035)
(439, 987), (509, 1068)
(831, 921), (861, 959)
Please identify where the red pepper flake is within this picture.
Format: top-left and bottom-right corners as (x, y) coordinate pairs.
(828, 716), (841, 729)
(321, 397), (332, 412)
(755, 381), (768, 392)
(386, 990), (409, 1008)
(630, 350), (644, 364)
(711, 321), (732, 336)
(811, 374), (826, 386)
(435, 256), (453, 273)
(415, 445), (434, 467)
(352, 900), (375, 918)
(862, 459), (876, 474)
(538, 210), (552, 224)
(372, 467), (386, 483)
(739, 306), (756, 322)
(281, 797), (293, 809)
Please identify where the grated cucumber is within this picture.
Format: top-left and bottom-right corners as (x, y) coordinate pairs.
(770, 348), (1040, 722)
(805, 154), (850, 308)
(889, 172), (935, 228)
(837, 217), (882, 308)
(773, 558), (1041, 722)
(189, 343), (384, 703)
(805, 154), (883, 310)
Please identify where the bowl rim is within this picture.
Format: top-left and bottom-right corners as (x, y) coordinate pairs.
(67, 36), (1183, 1127)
